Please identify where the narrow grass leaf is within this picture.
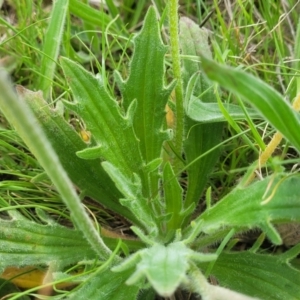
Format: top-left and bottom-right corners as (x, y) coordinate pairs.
(187, 98), (261, 123)
(200, 55), (300, 153)
(38, 0), (68, 100)
(294, 19), (300, 93)
(69, 0), (118, 33)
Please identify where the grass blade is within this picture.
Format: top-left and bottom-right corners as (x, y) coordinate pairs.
(200, 55), (300, 153)
(38, 0), (68, 100)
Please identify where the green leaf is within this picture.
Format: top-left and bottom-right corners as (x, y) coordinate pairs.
(183, 121), (223, 210)
(133, 243), (189, 297)
(102, 162), (158, 236)
(38, 0), (68, 100)
(180, 17), (213, 98)
(16, 86), (136, 223)
(200, 55), (300, 152)
(60, 57), (145, 185)
(163, 162), (185, 234)
(69, 0), (118, 33)
(117, 242), (216, 297)
(0, 216), (96, 271)
(137, 289), (156, 300)
(179, 17), (223, 209)
(200, 251), (300, 300)
(115, 243), (190, 297)
(69, 268), (139, 300)
(0, 68), (111, 261)
(115, 6), (174, 198)
(198, 175), (300, 245)
(116, 6), (174, 166)
(187, 97), (261, 123)
(293, 17), (300, 94)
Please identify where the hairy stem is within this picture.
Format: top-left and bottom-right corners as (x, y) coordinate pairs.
(169, 0), (184, 173)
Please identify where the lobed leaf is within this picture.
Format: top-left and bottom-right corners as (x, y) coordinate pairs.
(102, 162), (158, 236)
(16, 86), (137, 223)
(119, 242), (216, 297)
(122, 243), (190, 297)
(116, 6), (174, 165)
(60, 57), (145, 186)
(115, 7), (174, 198)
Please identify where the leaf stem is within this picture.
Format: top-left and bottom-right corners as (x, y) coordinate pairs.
(169, 0), (184, 173)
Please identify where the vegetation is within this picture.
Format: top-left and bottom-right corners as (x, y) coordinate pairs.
(0, 0), (300, 299)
